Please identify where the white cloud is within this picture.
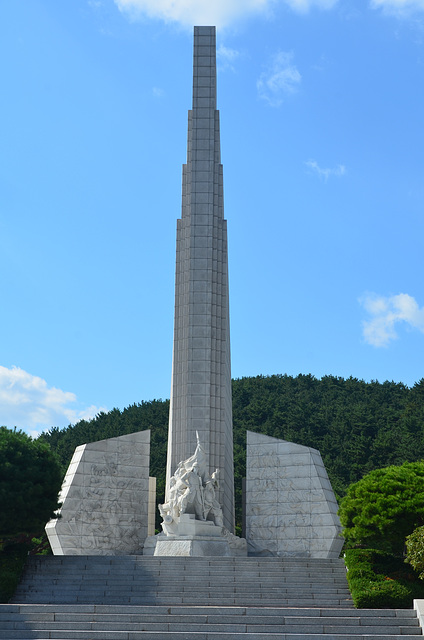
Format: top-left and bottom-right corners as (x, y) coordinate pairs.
(371, 0), (424, 17)
(113, 0), (338, 28)
(305, 159), (346, 180)
(152, 86), (165, 97)
(0, 366), (106, 436)
(114, 0), (270, 28)
(359, 293), (424, 347)
(257, 51), (301, 107)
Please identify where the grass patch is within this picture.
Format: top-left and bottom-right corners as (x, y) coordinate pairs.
(345, 548), (424, 608)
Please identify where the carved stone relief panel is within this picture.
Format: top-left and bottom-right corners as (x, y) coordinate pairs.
(245, 431), (344, 559)
(45, 430), (154, 555)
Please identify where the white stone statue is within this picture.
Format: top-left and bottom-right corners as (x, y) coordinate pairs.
(158, 433), (224, 530)
(203, 469), (224, 527)
(145, 432), (247, 555)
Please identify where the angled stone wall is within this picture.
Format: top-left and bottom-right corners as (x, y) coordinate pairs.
(245, 431), (343, 558)
(46, 430), (153, 555)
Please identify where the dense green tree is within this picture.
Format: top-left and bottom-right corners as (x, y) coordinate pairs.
(0, 427), (63, 535)
(339, 461), (424, 554)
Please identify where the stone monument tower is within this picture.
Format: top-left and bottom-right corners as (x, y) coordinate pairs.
(47, 26), (342, 560)
(165, 26), (235, 534)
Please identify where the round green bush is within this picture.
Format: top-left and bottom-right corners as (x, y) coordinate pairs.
(339, 461), (424, 554)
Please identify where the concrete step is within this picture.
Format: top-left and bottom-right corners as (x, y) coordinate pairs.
(14, 579), (347, 593)
(13, 572), (351, 580)
(10, 599), (354, 608)
(1, 620), (421, 632)
(19, 567), (347, 577)
(11, 597), (354, 606)
(2, 630), (417, 640)
(1, 604), (419, 614)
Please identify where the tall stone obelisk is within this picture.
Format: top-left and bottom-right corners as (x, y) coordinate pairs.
(166, 26), (235, 533)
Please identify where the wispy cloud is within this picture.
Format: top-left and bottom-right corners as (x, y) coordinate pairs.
(113, 0), (338, 29)
(370, 0), (424, 17)
(311, 54), (330, 72)
(217, 44), (240, 72)
(0, 366), (106, 436)
(152, 86), (165, 97)
(305, 159), (346, 180)
(285, 0), (339, 12)
(359, 293), (424, 347)
(257, 51), (301, 107)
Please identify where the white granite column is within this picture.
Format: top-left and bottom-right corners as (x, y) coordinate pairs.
(166, 26), (235, 532)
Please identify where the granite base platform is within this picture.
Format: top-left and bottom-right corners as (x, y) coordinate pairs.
(153, 536), (232, 556)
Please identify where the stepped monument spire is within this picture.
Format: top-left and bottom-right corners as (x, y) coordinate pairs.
(165, 26), (235, 533)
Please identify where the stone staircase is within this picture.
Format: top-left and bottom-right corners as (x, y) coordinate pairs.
(10, 556), (352, 607)
(0, 604), (421, 640)
(0, 556), (421, 639)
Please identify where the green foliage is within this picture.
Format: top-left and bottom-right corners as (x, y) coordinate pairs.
(0, 533), (51, 602)
(0, 427), (63, 535)
(0, 548), (27, 603)
(30, 533), (52, 556)
(344, 549), (424, 608)
(406, 526), (424, 579)
(339, 461), (424, 554)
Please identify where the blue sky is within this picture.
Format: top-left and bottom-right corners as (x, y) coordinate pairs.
(1, 0), (424, 437)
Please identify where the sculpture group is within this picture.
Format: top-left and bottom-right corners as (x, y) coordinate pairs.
(159, 435), (223, 530)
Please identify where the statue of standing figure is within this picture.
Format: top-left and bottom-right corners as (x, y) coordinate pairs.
(178, 462), (204, 520)
(158, 435), (224, 528)
(203, 469), (224, 527)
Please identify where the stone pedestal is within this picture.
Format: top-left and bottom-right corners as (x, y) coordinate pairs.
(154, 537), (232, 557)
(154, 514), (231, 556)
(162, 513), (223, 537)
(145, 514), (247, 557)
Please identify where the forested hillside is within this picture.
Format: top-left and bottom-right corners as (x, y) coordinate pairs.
(40, 374), (424, 527)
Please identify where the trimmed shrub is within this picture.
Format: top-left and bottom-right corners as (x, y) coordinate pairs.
(339, 462), (424, 554)
(406, 526), (424, 579)
(344, 548), (424, 608)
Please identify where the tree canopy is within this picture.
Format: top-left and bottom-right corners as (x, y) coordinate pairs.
(339, 461), (424, 554)
(0, 427), (63, 535)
